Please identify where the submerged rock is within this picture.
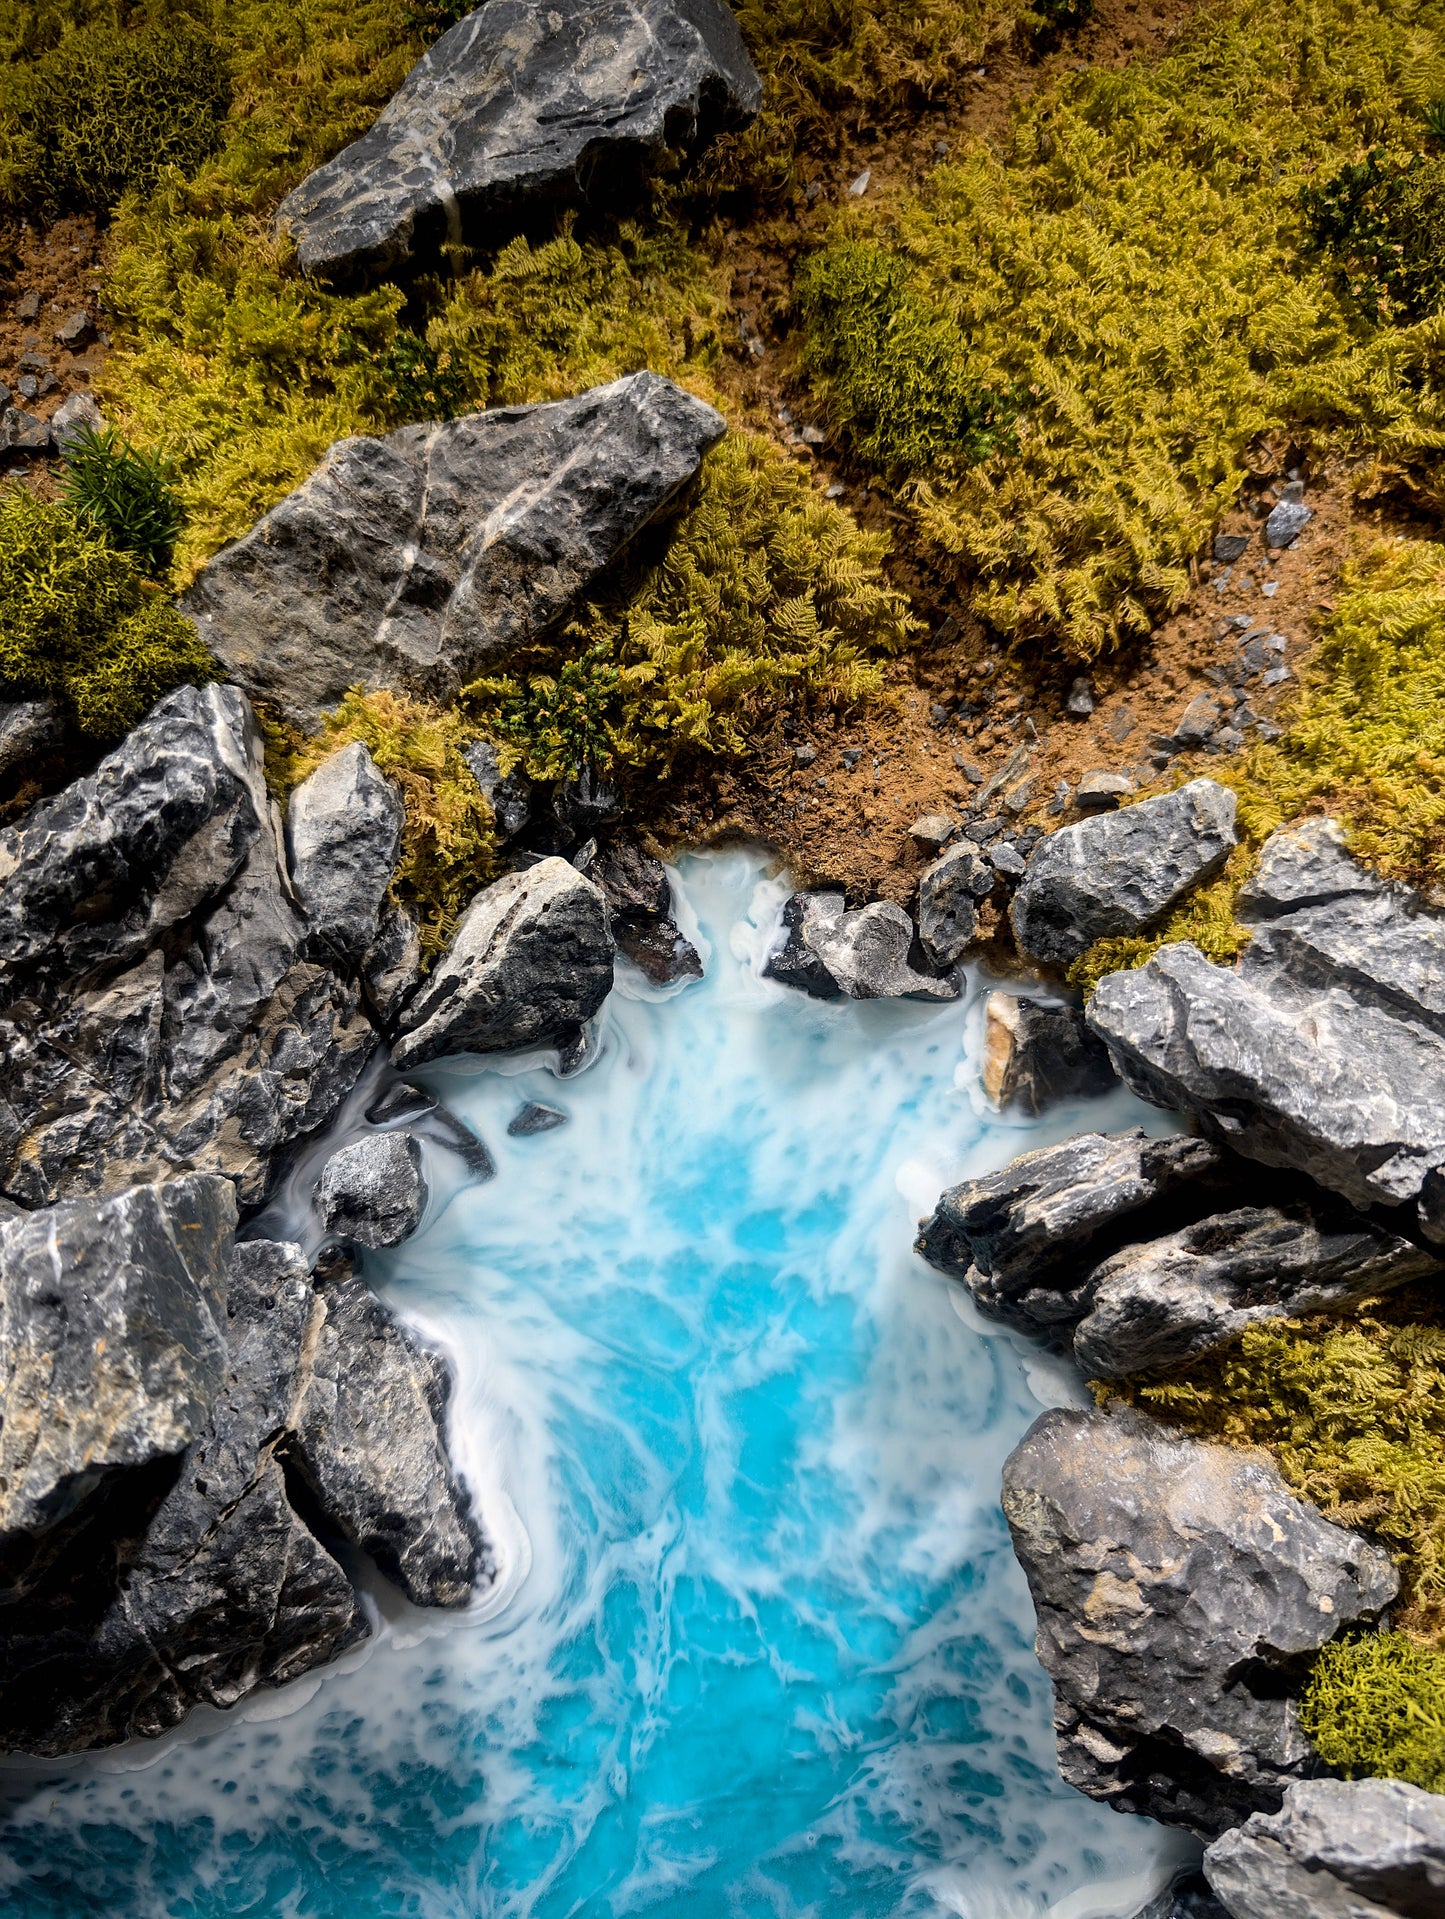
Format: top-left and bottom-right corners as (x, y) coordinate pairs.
(277, 0), (762, 281)
(1011, 779), (1238, 968)
(981, 992), (1118, 1114)
(508, 1100), (567, 1136)
(393, 855), (614, 1066)
(182, 375), (725, 729)
(1002, 1408), (1399, 1835)
(316, 1130), (427, 1248)
(1133, 1877), (1228, 1919)
(807, 899), (958, 1001)
(917, 838), (993, 968)
(764, 891), (844, 999)
(286, 740), (403, 966)
(1203, 1777), (1445, 1919)
(574, 836), (702, 985)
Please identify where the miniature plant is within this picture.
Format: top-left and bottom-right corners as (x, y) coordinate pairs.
(60, 424), (185, 576)
(1301, 1632), (1445, 1792)
(371, 330), (471, 424)
(1303, 150), (1445, 322)
(473, 642), (622, 784)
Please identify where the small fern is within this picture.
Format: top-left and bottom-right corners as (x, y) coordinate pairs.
(61, 425), (184, 577)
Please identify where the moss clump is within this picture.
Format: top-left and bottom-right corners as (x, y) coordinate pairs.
(1103, 1283), (1445, 1643)
(0, 486), (215, 741)
(0, 14), (229, 219)
(264, 689), (497, 957)
(1305, 149), (1445, 323)
(466, 432), (918, 783)
(1301, 1632), (1445, 1792)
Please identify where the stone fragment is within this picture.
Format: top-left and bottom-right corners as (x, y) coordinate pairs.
(278, 0), (761, 279)
(1075, 769), (1134, 811)
(1003, 1408), (1399, 1834)
(989, 840), (1027, 878)
(909, 813), (956, 852)
(1265, 499), (1312, 548)
(0, 405), (49, 451)
(1010, 779), (1238, 968)
(917, 838), (993, 968)
(1213, 532), (1252, 563)
(14, 292), (39, 321)
(54, 309), (93, 348)
(182, 375), (726, 728)
(361, 904), (424, 1025)
(286, 741), (404, 966)
(806, 899), (958, 1001)
(1203, 1777), (1445, 1919)
(981, 992), (1118, 1116)
(1172, 695), (1221, 748)
(508, 1101), (568, 1136)
(0, 696), (64, 780)
(316, 1131), (427, 1249)
(0, 1173), (234, 1595)
(765, 891), (844, 999)
(48, 389), (103, 453)
(463, 738), (536, 844)
(393, 856), (614, 1067)
(916, 1128), (1228, 1334)
(1133, 1876), (1229, 1919)
(1065, 676), (1095, 717)
(1074, 1199), (1438, 1378)
(574, 836), (702, 985)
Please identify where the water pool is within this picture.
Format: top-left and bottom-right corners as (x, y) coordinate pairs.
(0, 852), (1192, 1918)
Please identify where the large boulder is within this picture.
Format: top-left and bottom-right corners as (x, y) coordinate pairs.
(1011, 779), (1238, 969)
(182, 375), (725, 729)
(1203, 1778), (1445, 1919)
(1002, 1408), (1399, 1834)
(807, 899), (958, 1001)
(286, 740), (404, 966)
(393, 855), (614, 1066)
(1075, 1200), (1439, 1379)
(1088, 820), (1445, 1216)
(0, 1174), (234, 1599)
(316, 1129), (428, 1249)
(276, 0), (762, 281)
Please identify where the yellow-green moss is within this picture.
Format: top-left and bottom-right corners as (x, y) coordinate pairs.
(1301, 1631), (1445, 1792)
(1102, 1283), (1445, 1643)
(262, 689), (497, 957)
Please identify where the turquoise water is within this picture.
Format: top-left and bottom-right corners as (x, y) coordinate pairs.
(0, 853), (1190, 1918)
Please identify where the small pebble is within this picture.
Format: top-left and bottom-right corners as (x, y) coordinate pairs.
(1264, 499), (1312, 548)
(1075, 770), (1135, 811)
(840, 747), (862, 768)
(989, 842), (1027, 878)
(1262, 664), (1292, 687)
(1065, 676), (1095, 718)
(15, 292), (39, 321)
(824, 483), (845, 499)
(1048, 780), (1072, 815)
(954, 757), (985, 782)
(1261, 581), (1279, 598)
(508, 1102), (568, 1138)
(909, 813), (956, 851)
(794, 743), (818, 766)
(1213, 533), (1251, 563)
(930, 702), (950, 726)
(849, 169), (871, 197)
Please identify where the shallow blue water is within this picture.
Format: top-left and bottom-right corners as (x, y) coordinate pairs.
(0, 853), (1190, 1918)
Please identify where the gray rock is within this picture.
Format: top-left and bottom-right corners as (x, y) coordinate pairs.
(508, 1100), (567, 1136)
(286, 741), (403, 966)
(1011, 779), (1239, 968)
(1075, 769), (1135, 811)
(1002, 1408), (1399, 1835)
(574, 836), (702, 984)
(1066, 676), (1095, 717)
(917, 837), (992, 967)
(981, 992), (1118, 1116)
(552, 764), (623, 841)
(316, 1130), (427, 1248)
(806, 899), (958, 1001)
(989, 839), (1027, 878)
(463, 738), (536, 843)
(361, 903), (424, 1025)
(0, 696), (64, 781)
(1265, 500), (1312, 549)
(1214, 533), (1252, 564)
(916, 1128), (1229, 1334)
(277, 0), (761, 281)
(1075, 1198), (1439, 1379)
(909, 812), (956, 852)
(393, 855), (613, 1066)
(765, 890), (845, 998)
(49, 392), (104, 454)
(1134, 1874), (1229, 1919)
(54, 310), (93, 348)
(1204, 1778), (1445, 1919)
(1173, 695), (1222, 748)
(182, 375), (725, 728)
(0, 406), (48, 452)
(294, 1263), (485, 1608)
(0, 1173), (234, 1597)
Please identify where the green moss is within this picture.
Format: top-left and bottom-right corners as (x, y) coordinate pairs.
(0, 486), (215, 740)
(0, 13), (229, 219)
(466, 432), (918, 784)
(1301, 1631), (1445, 1792)
(1305, 148), (1445, 323)
(263, 689), (497, 957)
(1103, 1283), (1445, 1643)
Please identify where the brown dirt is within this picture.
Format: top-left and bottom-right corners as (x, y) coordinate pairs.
(0, 212), (109, 481)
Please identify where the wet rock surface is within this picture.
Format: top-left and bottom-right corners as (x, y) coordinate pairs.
(277, 0), (762, 281)
(806, 898), (958, 1001)
(1011, 779), (1238, 968)
(1203, 1778), (1445, 1919)
(182, 374), (725, 728)
(574, 835), (702, 985)
(316, 1130), (428, 1249)
(1002, 1408), (1399, 1835)
(981, 992), (1118, 1115)
(764, 890), (845, 999)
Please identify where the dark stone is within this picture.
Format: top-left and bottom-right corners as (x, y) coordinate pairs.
(508, 1101), (567, 1136)
(393, 855), (614, 1066)
(764, 891), (844, 1000)
(1264, 499), (1311, 549)
(463, 738), (536, 844)
(806, 899), (958, 1000)
(1213, 533), (1252, 564)
(0, 406), (48, 452)
(1003, 1408), (1399, 1836)
(0, 696), (64, 781)
(552, 765), (624, 841)
(917, 838), (992, 968)
(1075, 769), (1134, 811)
(981, 992), (1118, 1116)
(276, 0), (762, 281)
(574, 836), (703, 984)
(182, 375), (725, 728)
(1133, 1872), (1229, 1919)
(360, 904), (423, 1026)
(55, 309), (93, 348)
(315, 1130), (427, 1249)
(286, 740), (403, 966)
(366, 1081), (437, 1125)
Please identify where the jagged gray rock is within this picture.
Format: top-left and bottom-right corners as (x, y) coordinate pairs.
(916, 1128), (1228, 1334)
(276, 0), (762, 281)
(361, 903), (424, 1026)
(1203, 1778), (1445, 1919)
(294, 1262), (485, 1608)
(981, 991), (1118, 1114)
(393, 855), (614, 1066)
(806, 899), (958, 1001)
(0, 696), (64, 781)
(1002, 1408), (1399, 1835)
(764, 891), (845, 999)
(508, 1100), (567, 1136)
(0, 1173), (234, 1599)
(1088, 819), (1445, 1213)
(182, 374), (726, 729)
(316, 1130), (427, 1248)
(917, 838), (993, 968)
(286, 740), (403, 966)
(1011, 779), (1238, 968)
(1075, 1200), (1439, 1378)
(464, 738), (536, 844)
(574, 836), (702, 985)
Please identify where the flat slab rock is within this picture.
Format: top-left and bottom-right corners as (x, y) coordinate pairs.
(1088, 816), (1445, 1217)
(277, 0), (762, 281)
(1203, 1777), (1445, 1919)
(182, 374), (725, 729)
(1002, 1408), (1398, 1835)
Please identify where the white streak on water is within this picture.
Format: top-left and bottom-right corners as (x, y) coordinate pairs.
(0, 851), (1195, 1918)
